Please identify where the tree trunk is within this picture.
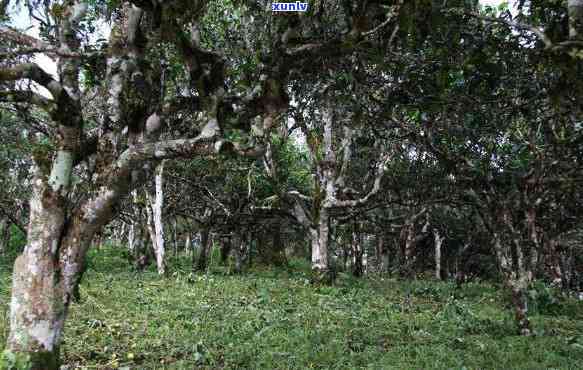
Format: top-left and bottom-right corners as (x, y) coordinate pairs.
(378, 234), (391, 274)
(559, 246), (573, 291)
(173, 217), (178, 257)
(402, 224), (416, 278)
(510, 282), (531, 336)
(569, 0), (583, 39)
(248, 235), (254, 268)
(128, 222), (136, 253)
(257, 223), (287, 267)
(93, 232), (103, 249)
(375, 233), (383, 272)
(310, 208), (334, 283)
(546, 238), (562, 286)
(0, 218), (6, 254)
(342, 242), (350, 272)
(135, 222), (151, 270)
(494, 234), (532, 336)
(399, 209), (428, 279)
(184, 234), (191, 257)
(3, 176), (67, 368)
(271, 222), (287, 267)
(433, 228), (444, 280)
(234, 234), (248, 274)
(128, 189), (140, 256)
(220, 236), (232, 265)
(352, 223), (364, 277)
(3, 154), (128, 368)
(114, 222), (125, 245)
(153, 161), (166, 275)
(146, 161), (166, 275)
(195, 227), (210, 272)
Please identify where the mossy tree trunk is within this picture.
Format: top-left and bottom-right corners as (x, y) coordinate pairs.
(2, 170), (68, 369)
(2, 149), (134, 368)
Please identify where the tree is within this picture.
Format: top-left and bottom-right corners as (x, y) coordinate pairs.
(145, 160), (166, 275)
(0, 0), (399, 365)
(402, 8), (583, 333)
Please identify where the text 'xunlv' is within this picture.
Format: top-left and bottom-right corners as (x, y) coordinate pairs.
(272, 2), (309, 12)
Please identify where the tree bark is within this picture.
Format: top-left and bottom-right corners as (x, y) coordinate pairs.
(545, 238), (562, 286)
(0, 218), (6, 254)
(342, 241), (350, 272)
(352, 222), (364, 277)
(220, 235), (232, 265)
(173, 217), (178, 257)
(234, 234), (248, 274)
(310, 207), (333, 283)
(402, 224), (415, 278)
(380, 236), (391, 274)
(114, 222), (125, 245)
(3, 142), (131, 367)
(128, 222), (136, 254)
(271, 222), (288, 267)
(375, 232), (385, 272)
(510, 282), (530, 335)
(184, 234), (191, 256)
(399, 208), (428, 279)
(146, 161), (166, 275)
(559, 246), (573, 291)
(195, 227), (210, 272)
(128, 190), (140, 256)
(569, 0), (583, 39)
(2, 173), (66, 368)
(433, 228), (444, 280)
(494, 234), (532, 336)
(257, 223), (287, 267)
(135, 222), (151, 271)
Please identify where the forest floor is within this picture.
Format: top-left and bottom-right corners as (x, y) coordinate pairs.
(1, 247), (583, 369)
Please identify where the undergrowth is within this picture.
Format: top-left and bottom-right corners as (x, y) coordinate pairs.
(0, 247), (582, 369)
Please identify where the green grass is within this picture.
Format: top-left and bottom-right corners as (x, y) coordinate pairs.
(1, 247), (583, 369)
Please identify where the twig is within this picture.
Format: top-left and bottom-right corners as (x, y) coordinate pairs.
(465, 11), (553, 48)
(363, 16), (393, 37)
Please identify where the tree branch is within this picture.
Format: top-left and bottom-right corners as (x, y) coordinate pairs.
(0, 206), (26, 235)
(465, 12), (553, 48)
(0, 63), (63, 98)
(0, 90), (55, 111)
(0, 26), (56, 60)
(330, 153), (391, 208)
